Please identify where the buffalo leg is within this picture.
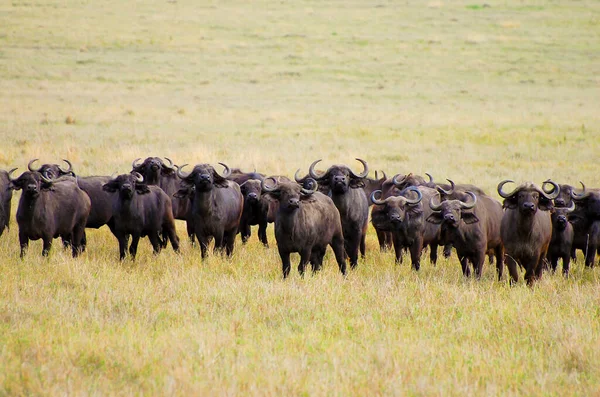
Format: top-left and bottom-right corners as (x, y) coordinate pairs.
(213, 232), (225, 255)
(443, 244), (453, 259)
(360, 232), (366, 259)
(429, 243), (438, 265)
(505, 255), (519, 285)
(149, 233), (162, 255)
(186, 220), (195, 246)
(392, 234), (404, 264)
(346, 231), (360, 270)
(495, 246), (504, 281)
(376, 229), (390, 252)
(41, 237), (52, 257)
(129, 233), (141, 260)
(224, 228), (237, 257)
(279, 248), (292, 279)
(71, 224), (86, 258)
(240, 221), (251, 244)
(258, 221), (268, 247)
(562, 254), (570, 277)
(408, 239), (423, 271)
(473, 252), (485, 279)
(459, 256), (470, 277)
(298, 248), (311, 277)
(310, 246), (326, 273)
(331, 234), (347, 276)
(549, 254), (558, 273)
(116, 232), (128, 260)
(19, 231), (29, 259)
(165, 224), (180, 252)
(585, 244), (597, 268)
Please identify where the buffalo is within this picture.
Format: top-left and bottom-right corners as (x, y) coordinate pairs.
(8, 169), (90, 258)
(547, 202), (575, 276)
(427, 191), (504, 279)
(261, 177), (346, 278)
(302, 158), (370, 268)
(362, 170), (387, 206)
(103, 172), (179, 260)
(228, 168), (265, 185)
(568, 182), (600, 267)
(0, 170), (14, 237)
(176, 163), (243, 259)
(238, 179), (270, 246)
(497, 180), (559, 284)
(26, 158), (74, 179)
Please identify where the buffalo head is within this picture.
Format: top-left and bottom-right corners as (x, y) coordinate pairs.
(27, 159), (74, 179)
(176, 163), (231, 192)
(426, 191), (478, 227)
(7, 168), (54, 198)
(370, 186), (423, 226)
(551, 201), (576, 231)
(262, 177), (318, 212)
(497, 180), (559, 215)
(103, 172), (149, 200)
(305, 158), (369, 194)
(240, 179), (263, 204)
(131, 157), (175, 185)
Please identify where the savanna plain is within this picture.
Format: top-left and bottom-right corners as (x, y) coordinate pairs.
(1, 0), (600, 395)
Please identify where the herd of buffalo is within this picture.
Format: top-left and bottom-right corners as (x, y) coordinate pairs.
(0, 157), (598, 284)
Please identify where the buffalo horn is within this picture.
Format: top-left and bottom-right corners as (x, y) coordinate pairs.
(40, 171), (54, 184)
(59, 159), (73, 174)
(429, 193), (443, 211)
(401, 186), (423, 205)
(176, 164), (189, 179)
(301, 178), (318, 195)
(425, 173), (434, 184)
(571, 181), (589, 200)
(497, 180), (518, 199)
(539, 180), (560, 200)
(370, 190), (388, 206)
(565, 200), (576, 213)
(459, 191), (477, 209)
(217, 162), (231, 178)
(7, 168), (18, 183)
(261, 177), (279, 192)
(437, 179), (455, 196)
(132, 158), (142, 169)
(27, 159), (41, 172)
(132, 172), (144, 183)
(294, 169), (304, 183)
(163, 157), (174, 170)
(349, 158), (369, 179)
(392, 173), (408, 187)
(308, 159), (326, 180)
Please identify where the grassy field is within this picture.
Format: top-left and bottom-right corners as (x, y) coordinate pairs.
(1, 0), (600, 394)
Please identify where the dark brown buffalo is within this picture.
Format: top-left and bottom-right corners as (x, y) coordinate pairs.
(8, 169), (90, 258)
(547, 202), (575, 276)
(26, 158), (74, 179)
(568, 182), (600, 267)
(131, 157), (190, 223)
(262, 177), (346, 278)
(303, 158), (370, 269)
(497, 180), (559, 285)
(0, 170), (13, 237)
(371, 185), (442, 269)
(427, 191), (504, 279)
(238, 179), (270, 246)
(103, 173), (179, 260)
(176, 163), (243, 259)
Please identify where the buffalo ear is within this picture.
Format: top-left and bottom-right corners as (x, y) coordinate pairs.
(462, 212), (480, 224)
(538, 197), (553, 211)
(173, 187), (192, 199)
(135, 184), (151, 195)
(568, 214), (584, 225)
(102, 181), (118, 193)
(426, 213), (443, 224)
(349, 178), (365, 189)
(503, 196), (518, 209)
(9, 180), (22, 190)
(213, 172), (229, 188)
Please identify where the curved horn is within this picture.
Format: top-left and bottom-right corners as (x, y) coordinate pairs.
(308, 159), (326, 180)
(176, 164), (189, 179)
(542, 179), (555, 194)
(571, 181), (589, 200)
(27, 159), (41, 172)
(59, 159), (73, 174)
(163, 157), (174, 170)
(497, 180), (518, 199)
(132, 158), (142, 169)
(370, 190), (389, 206)
(429, 193), (443, 211)
(217, 162), (231, 178)
(539, 180), (560, 200)
(261, 177), (279, 193)
(425, 173), (434, 184)
(402, 186), (423, 205)
(459, 191), (477, 209)
(349, 158), (369, 179)
(132, 171), (144, 183)
(294, 169), (304, 183)
(564, 200), (576, 213)
(392, 173), (407, 187)
(301, 178), (318, 195)
(437, 179), (455, 196)
(40, 171), (54, 184)
(379, 170), (387, 181)
(7, 168), (18, 183)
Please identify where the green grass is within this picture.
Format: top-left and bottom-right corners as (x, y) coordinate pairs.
(1, 0), (600, 394)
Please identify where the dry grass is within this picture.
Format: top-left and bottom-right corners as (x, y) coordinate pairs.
(1, 0), (600, 395)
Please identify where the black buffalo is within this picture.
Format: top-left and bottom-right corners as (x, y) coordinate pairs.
(8, 169), (90, 257)
(176, 163), (243, 259)
(497, 180), (559, 285)
(427, 191), (504, 279)
(238, 179), (270, 246)
(262, 177), (346, 278)
(568, 183), (600, 267)
(547, 202), (575, 276)
(103, 172), (179, 260)
(0, 170), (14, 237)
(303, 158), (370, 268)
